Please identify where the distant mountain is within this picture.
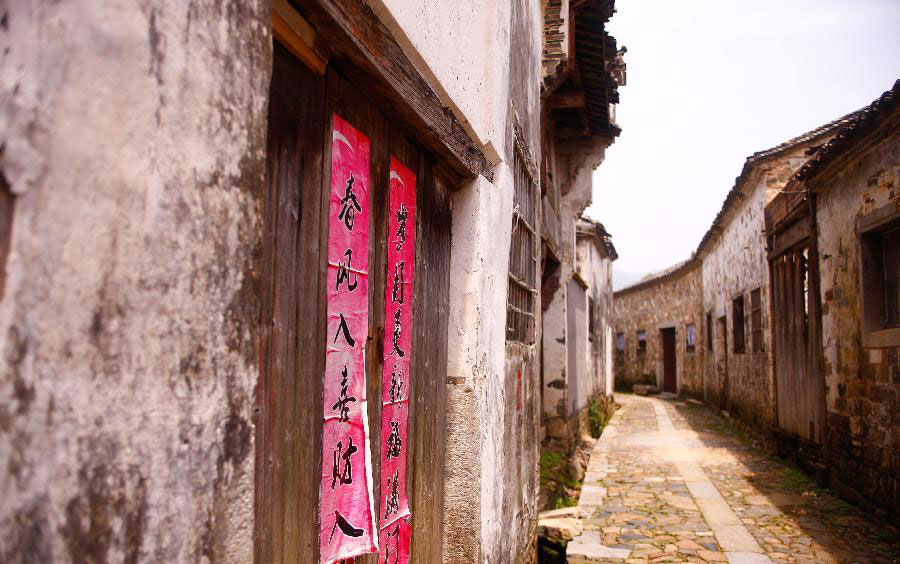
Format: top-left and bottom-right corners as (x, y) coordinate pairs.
(613, 269), (647, 291)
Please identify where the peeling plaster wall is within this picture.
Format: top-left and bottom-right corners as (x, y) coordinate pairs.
(575, 236), (615, 398)
(541, 139), (607, 439)
(814, 136), (900, 517)
(0, 2), (269, 562)
(613, 264), (704, 396)
(442, 0), (543, 561)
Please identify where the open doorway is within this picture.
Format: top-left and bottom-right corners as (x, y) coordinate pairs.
(660, 327), (677, 393)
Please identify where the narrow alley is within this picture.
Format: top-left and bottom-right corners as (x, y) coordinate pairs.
(547, 396), (899, 564)
(1, 2), (898, 564)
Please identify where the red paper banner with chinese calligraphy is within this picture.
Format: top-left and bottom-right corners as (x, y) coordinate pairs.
(320, 114), (378, 563)
(378, 157), (417, 563)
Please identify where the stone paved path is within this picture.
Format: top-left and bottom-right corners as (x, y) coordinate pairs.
(565, 394), (900, 564)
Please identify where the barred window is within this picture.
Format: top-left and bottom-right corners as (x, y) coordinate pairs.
(506, 146), (537, 343)
(637, 330), (647, 354)
(686, 323), (696, 353)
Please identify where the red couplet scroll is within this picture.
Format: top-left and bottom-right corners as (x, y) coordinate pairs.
(320, 114), (378, 563)
(378, 157), (417, 563)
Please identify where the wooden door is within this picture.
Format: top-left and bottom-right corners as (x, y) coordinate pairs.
(772, 248), (823, 444)
(256, 44), (452, 564)
(661, 328), (676, 393)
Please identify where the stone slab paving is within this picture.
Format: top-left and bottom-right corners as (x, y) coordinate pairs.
(563, 395), (900, 564)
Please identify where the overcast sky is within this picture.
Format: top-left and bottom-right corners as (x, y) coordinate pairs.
(582, 0), (900, 287)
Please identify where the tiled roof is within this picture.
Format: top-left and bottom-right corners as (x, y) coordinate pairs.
(794, 79), (900, 184)
(693, 106), (863, 257)
(613, 258), (699, 297)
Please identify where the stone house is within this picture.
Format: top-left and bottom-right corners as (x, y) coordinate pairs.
(538, 0), (624, 450)
(765, 80), (899, 518)
(695, 116), (852, 431)
(612, 259), (704, 396)
(0, 1), (624, 563)
(614, 114), (850, 416)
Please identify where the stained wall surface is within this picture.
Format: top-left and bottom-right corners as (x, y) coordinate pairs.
(613, 263), (704, 397)
(441, 0), (544, 562)
(814, 133), (900, 517)
(0, 1), (270, 561)
(575, 231), (615, 398)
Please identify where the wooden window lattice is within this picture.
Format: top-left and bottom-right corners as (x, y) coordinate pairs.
(751, 288), (764, 352)
(506, 144), (538, 344)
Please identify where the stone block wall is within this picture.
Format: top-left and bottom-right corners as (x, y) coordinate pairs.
(613, 261), (704, 397)
(815, 136), (900, 517)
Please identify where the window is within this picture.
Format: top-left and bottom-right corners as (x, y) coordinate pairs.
(860, 211), (900, 337)
(506, 144), (537, 343)
(732, 295), (745, 354)
(637, 330), (647, 354)
(751, 288), (764, 352)
(886, 227), (900, 327)
(706, 312), (713, 351)
(615, 332), (625, 352)
(588, 297), (596, 340)
(686, 323), (696, 353)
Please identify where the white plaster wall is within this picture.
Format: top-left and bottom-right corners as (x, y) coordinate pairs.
(444, 167), (513, 563)
(370, 0), (512, 162)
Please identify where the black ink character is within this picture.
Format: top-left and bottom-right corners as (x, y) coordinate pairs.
(386, 421), (402, 460)
(331, 366), (357, 422)
(336, 248), (359, 292)
(329, 510), (364, 543)
(389, 364), (404, 404)
(395, 203), (408, 252)
(383, 524), (401, 564)
(334, 313), (356, 348)
(338, 172), (362, 231)
(384, 470), (400, 519)
(391, 261), (404, 304)
(390, 308), (405, 358)
(331, 436), (358, 489)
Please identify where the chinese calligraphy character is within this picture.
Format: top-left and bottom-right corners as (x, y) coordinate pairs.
(395, 203), (408, 252)
(384, 469), (400, 519)
(331, 366), (357, 422)
(336, 248), (359, 292)
(334, 313), (356, 348)
(391, 261), (404, 304)
(331, 436), (358, 489)
(389, 364), (404, 404)
(390, 308), (405, 358)
(386, 421), (402, 459)
(383, 524), (401, 564)
(338, 173), (362, 231)
(329, 510), (364, 543)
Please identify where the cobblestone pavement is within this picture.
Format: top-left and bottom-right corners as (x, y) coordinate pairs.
(565, 394), (899, 564)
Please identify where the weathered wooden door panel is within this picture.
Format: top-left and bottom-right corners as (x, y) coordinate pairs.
(773, 248), (823, 444)
(257, 41), (328, 564)
(257, 50), (451, 564)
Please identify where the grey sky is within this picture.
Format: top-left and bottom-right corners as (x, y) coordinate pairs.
(584, 0), (900, 285)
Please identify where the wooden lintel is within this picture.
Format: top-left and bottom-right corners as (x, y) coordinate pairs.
(547, 91), (585, 110)
(273, 2), (327, 74)
(293, 0), (494, 182)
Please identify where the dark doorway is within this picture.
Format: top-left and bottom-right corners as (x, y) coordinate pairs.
(661, 327), (677, 393)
